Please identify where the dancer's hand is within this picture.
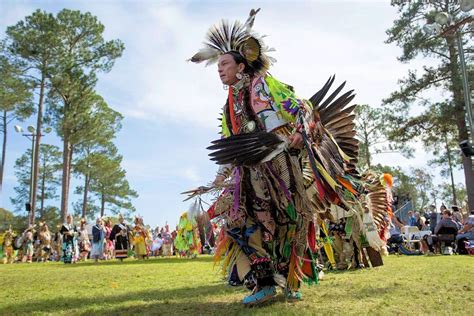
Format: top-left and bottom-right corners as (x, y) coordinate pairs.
(288, 131), (303, 149)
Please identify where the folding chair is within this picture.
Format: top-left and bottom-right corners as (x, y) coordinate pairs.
(436, 227), (457, 254)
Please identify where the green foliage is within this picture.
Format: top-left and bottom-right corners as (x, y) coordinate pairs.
(0, 55), (34, 118)
(373, 164), (434, 211)
(69, 95), (133, 219)
(45, 9), (125, 145)
(10, 144), (62, 217)
(437, 182), (467, 206)
(5, 9), (60, 77)
(385, 1), (473, 207)
(0, 52), (35, 188)
(0, 208), (15, 231)
(355, 104), (413, 170)
(0, 256), (472, 314)
(38, 206), (62, 229)
(4, 8), (126, 220)
(384, 1), (473, 143)
(88, 147), (138, 217)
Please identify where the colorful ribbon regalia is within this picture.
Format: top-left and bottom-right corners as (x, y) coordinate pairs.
(132, 216), (148, 259)
(2, 227), (16, 264)
(175, 212), (201, 258)
(188, 8), (393, 305)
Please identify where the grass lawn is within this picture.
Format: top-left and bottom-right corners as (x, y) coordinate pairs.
(0, 255), (472, 315)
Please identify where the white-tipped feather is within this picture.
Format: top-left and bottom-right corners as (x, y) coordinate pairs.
(363, 212), (385, 251)
(273, 273), (286, 288)
(189, 8), (275, 74)
(261, 136), (288, 163)
(189, 48), (221, 63)
(244, 8), (260, 31)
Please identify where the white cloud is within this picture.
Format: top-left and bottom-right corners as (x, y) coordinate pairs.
(181, 167), (201, 183)
(97, 2), (433, 133)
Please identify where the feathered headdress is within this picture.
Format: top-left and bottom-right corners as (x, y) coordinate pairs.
(189, 8), (275, 74)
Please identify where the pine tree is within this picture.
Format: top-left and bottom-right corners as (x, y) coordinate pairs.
(0, 53), (34, 191)
(45, 9), (124, 221)
(5, 10), (61, 222)
(87, 148), (138, 218)
(354, 104), (412, 170)
(385, 0), (474, 210)
(10, 144), (61, 222)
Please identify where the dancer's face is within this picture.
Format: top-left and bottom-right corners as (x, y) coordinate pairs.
(217, 54), (245, 86)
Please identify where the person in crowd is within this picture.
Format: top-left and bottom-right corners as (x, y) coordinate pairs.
(37, 222), (52, 262)
(451, 206), (463, 223)
(435, 210), (462, 234)
(145, 225), (153, 259)
(60, 214), (77, 264)
(78, 218), (91, 261)
(2, 226), (16, 264)
(131, 216), (147, 260)
(91, 218), (106, 263)
(388, 217), (404, 243)
(171, 226), (178, 255)
(424, 210), (461, 254)
(414, 212), (425, 230)
(104, 218), (115, 260)
(22, 225), (35, 263)
(153, 226), (160, 239)
(456, 210), (474, 254)
(151, 233), (163, 256)
(407, 211), (416, 226)
(161, 225), (173, 257)
(53, 225), (63, 262)
(109, 214), (130, 261)
(428, 205), (439, 233)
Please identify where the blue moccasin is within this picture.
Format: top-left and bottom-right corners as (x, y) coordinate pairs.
(242, 286), (276, 306)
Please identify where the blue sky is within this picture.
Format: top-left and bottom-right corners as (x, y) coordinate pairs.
(1, 0), (465, 227)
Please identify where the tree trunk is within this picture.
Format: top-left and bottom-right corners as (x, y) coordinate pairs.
(444, 132), (457, 205)
(82, 173), (89, 219)
(363, 127), (371, 169)
(0, 110), (7, 191)
(40, 158), (46, 219)
(30, 73), (46, 225)
(60, 137), (72, 222)
(446, 35), (474, 211)
(68, 146), (73, 190)
(100, 192), (105, 217)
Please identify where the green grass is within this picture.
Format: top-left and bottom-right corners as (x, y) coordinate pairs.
(0, 255), (473, 315)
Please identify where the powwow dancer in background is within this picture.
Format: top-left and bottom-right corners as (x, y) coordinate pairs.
(132, 216), (148, 260)
(187, 8), (393, 306)
(78, 219), (91, 261)
(2, 227), (16, 264)
(61, 215), (77, 264)
(37, 222), (52, 262)
(175, 212), (201, 258)
(22, 225), (35, 263)
(161, 224), (174, 257)
(104, 218), (115, 260)
(53, 225), (63, 262)
(110, 214), (130, 261)
(91, 218), (106, 263)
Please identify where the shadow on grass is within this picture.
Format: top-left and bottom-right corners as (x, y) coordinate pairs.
(96, 295), (291, 316)
(63, 255), (215, 267)
(0, 283), (243, 314)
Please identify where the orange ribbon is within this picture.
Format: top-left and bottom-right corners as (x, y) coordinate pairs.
(228, 87), (239, 134)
